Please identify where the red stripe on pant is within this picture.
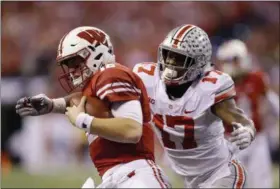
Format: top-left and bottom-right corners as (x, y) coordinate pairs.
(232, 160), (246, 188)
(146, 160), (168, 188)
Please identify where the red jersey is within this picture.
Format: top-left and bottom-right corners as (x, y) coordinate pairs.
(227, 71), (268, 133)
(83, 63), (155, 176)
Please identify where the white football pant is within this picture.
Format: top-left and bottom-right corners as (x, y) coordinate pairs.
(96, 159), (170, 188)
(236, 133), (273, 188)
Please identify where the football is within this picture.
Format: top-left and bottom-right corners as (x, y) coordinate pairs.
(69, 93), (111, 118)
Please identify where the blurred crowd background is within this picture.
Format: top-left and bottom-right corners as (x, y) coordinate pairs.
(1, 1), (279, 188)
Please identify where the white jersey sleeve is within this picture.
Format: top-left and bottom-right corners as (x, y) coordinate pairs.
(111, 100), (143, 125)
(213, 71), (236, 104)
(133, 62), (157, 83)
(198, 70), (236, 107)
(133, 62), (158, 94)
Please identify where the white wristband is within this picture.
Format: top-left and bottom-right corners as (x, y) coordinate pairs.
(75, 112), (94, 132)
(52, 98), (66, 113)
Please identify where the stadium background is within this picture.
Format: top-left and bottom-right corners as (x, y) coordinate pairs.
(1, 1), (279, 188)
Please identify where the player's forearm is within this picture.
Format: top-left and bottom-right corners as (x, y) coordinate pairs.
(90, 117), (142, 143)
(213, 99), (256, 136)
(52, 92), (82, 113)
(229, 108), (256, 136)
(63, 92), (82, 107)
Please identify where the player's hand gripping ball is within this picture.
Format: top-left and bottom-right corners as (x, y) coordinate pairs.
(65, 93), (112, 127)
(66, 96), (87, 125)
(69, 93), (111, 118)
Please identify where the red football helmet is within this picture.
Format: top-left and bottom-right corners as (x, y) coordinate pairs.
(56, 26), (115, 93)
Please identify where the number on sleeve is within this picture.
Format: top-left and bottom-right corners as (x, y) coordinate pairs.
(202, 70), (222, 84)
(137, 64), (156, 76)
(202, 77), (217, 84)
(153, 114), (197, 149)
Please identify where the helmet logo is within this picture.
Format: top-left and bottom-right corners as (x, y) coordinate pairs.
(77, 29), (109, 47)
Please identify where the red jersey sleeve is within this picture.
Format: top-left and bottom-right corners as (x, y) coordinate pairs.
(254, 71), (269, 95)
(94, 68), (141, 103)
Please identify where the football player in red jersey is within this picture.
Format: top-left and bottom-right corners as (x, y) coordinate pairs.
(217, 39), (279, 188)
(15, 26), (170, 188)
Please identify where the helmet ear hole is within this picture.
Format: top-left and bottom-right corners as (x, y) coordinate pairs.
(93, 64), (97, 68)
(95, 53), (103, 60)
(95, 42), (101, 48)
(88, 46), (96, 52)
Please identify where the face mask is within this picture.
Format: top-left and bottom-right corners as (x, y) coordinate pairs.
(70, 68), (93, 87)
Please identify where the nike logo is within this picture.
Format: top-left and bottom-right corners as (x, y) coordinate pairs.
(184, 109), (195, 114)
(70, 43), (78, 46)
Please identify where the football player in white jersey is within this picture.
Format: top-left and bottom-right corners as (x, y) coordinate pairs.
(133, 25), (256, 188)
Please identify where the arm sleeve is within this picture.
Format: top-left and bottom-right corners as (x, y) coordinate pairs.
(255, 71), (269, 95)
(214, 73), (236, 104)
(111, 100), (143, 125)
(95, 68), (141, 103)
(254, 72), (279, 116)
(265, 89), (279, 117)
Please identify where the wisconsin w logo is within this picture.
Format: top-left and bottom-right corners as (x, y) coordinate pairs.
(77, 29), (109, 47)
(57, 29), (109, 59)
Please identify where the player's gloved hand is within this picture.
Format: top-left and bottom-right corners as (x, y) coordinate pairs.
(15, 94), (54, 116)
(229, 122), (255, 150)
(65, 96), (94, 132)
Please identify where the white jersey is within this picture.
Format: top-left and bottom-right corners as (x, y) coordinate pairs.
(133, 62), (237, 186)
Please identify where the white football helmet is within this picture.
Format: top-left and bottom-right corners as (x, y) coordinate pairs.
(158, 24), (212, 85)
(216, 39), (251, 77)
(56, 26), (115, 93)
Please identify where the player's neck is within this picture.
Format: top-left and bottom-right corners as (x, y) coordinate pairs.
(166, 82), (192, 100)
